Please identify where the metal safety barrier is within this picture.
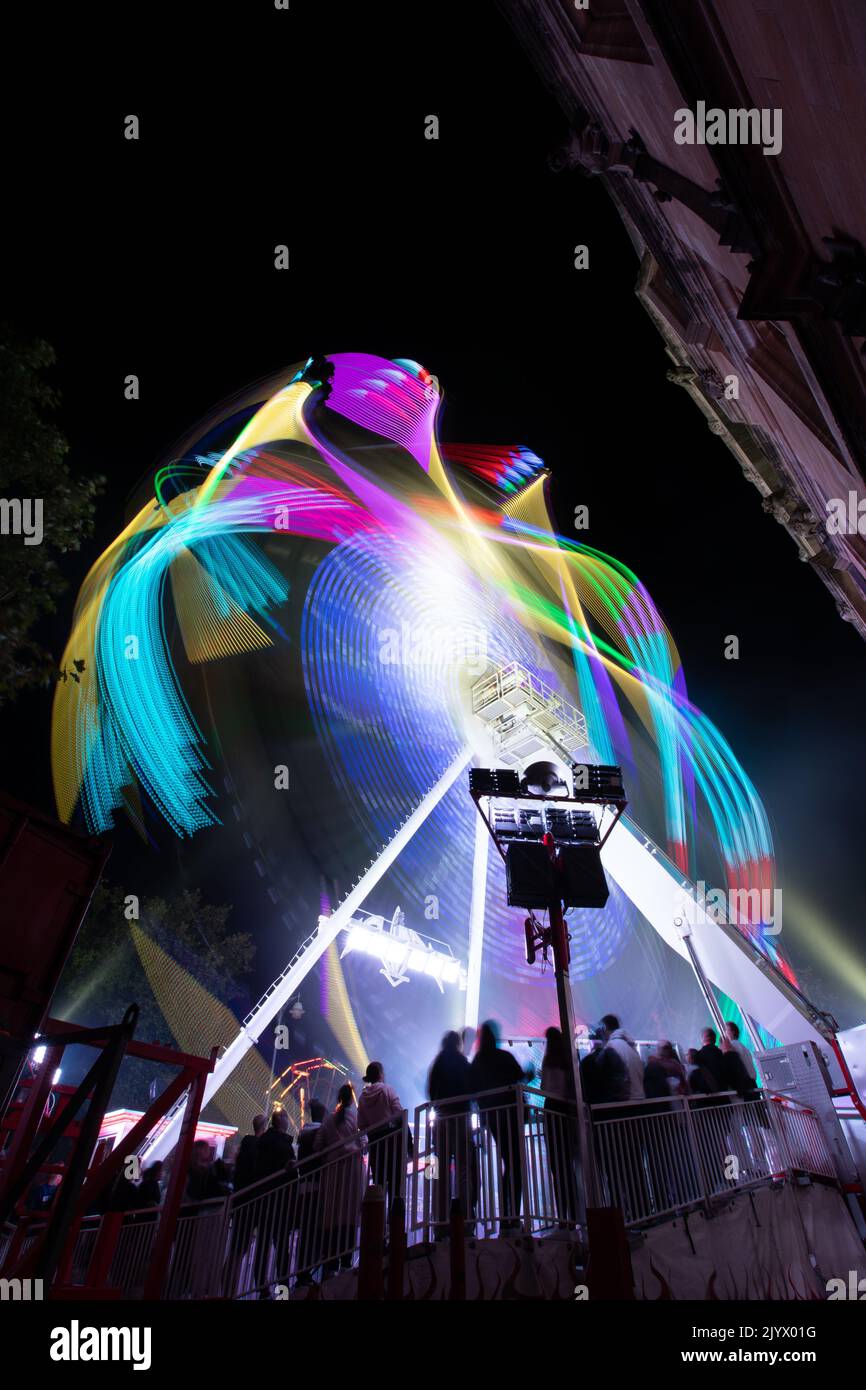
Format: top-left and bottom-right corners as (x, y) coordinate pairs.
(4, 1083), (838, 1297)
(411, 1087), (581, 1240)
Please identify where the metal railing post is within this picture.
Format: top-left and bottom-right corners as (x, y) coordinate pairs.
(680, 1096), (713, 1214)
(766, 1097), (794, 1180)
(516, 1086), (530, 1235)
(85, 1210), (124, 1289)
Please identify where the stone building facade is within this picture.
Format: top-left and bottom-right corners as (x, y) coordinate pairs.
(502, 0), (866, 637)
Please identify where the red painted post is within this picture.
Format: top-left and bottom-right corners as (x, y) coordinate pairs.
(544, 831), (594, 1223)
(448, 1197), (466, 1300)
(585, 1206), (634, 1299)
(357, 1184), (385, 1300)
(0, 1042), (65, 1213)
(142, 1049), (216, 1300)
(54, 1212), (83, 1286)
(386, 1194), (406, 1300)
(85, 1210), (124, 1289)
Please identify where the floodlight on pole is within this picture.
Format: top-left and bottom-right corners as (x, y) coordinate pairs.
(468, 754), (628, 1232)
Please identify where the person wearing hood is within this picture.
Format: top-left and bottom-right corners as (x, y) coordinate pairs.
(468, 1021), (533, 1231)
(599, 1015), (645, 1101)
(357, 1062), (405, 1215)
(358, 1061), (403, 1132)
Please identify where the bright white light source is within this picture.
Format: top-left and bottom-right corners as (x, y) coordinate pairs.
(339, 914), (466, 992)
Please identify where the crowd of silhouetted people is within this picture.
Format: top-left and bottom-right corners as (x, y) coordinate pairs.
(87, 1013), (760, 1292)
(580, 1016), (759, 1106)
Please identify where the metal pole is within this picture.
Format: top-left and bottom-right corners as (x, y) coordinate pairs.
(541, 830), (596, 1227)
(676, 917), (727, 1037)
(677, 914), (768, 1086)
(548, 895), (593, 1222)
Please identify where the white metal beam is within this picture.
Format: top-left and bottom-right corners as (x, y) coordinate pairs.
(142, 747), (473, 1161)
(600, 815), (829, 1051)
(464, 800), (489, 1031)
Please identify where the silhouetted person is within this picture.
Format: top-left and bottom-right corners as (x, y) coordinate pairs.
(642, 1044), (693, 1213)
(136, 1161), (164, 1208)
(213, 1157), (232, 1190)
(541, 1027), (578, 1225)
(251, 1110), (296, 1296)
(469, 1021), (530, 1232)
(315, 1084), (364, 1274)
(106, 1173), (139, 1212)
(358, 1062), (404, 1216)
(430, 1031), (472, 1110)
(32, 1173), (62, 1210)
(297, 1098), (327, 1164)
(580, 1030), (628, 1105)
(725, 1021), (758, 1087)
(256, 1108), (296, 1183)
(695, 1028), (727, 1091)
(224, 1116), (271, 1297)
(644, 1041), (687, 1100)
(599, 1015), (645, 1100)
(186, 1140), (228, 1201)
(428, 1030), (474, 1229)
(233, 1113), (267, 1193)
(595, 1017), (649, 1218)
(182, 1141), (229, 1299)
(685, 1047), (721, 1097)
(720, 1036), (753, 1097)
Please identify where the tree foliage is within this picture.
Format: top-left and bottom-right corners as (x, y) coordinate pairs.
(0, 324), (104, 704)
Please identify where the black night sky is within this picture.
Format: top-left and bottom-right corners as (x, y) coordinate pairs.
(3, 1), (866, 1032)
